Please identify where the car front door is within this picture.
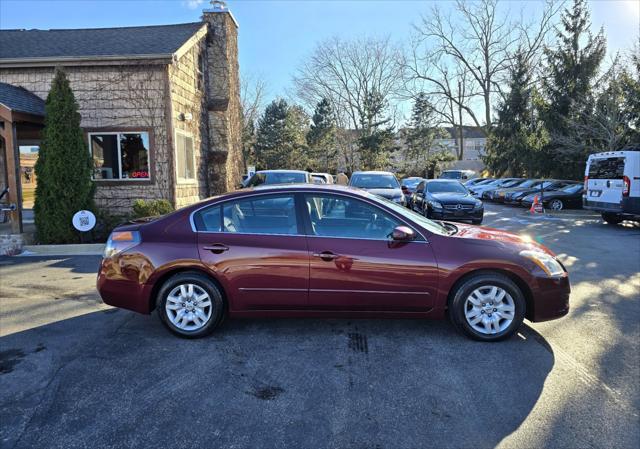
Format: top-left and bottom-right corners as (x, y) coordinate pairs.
(412, 181), (426, 212)
(302, 193), (437, 311)
(194, 194), (309, 311)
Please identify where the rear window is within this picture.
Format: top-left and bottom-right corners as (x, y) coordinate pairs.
(440, 171), (461, 179)
(350, 174), (399, 189)
(588, 157), (625, 179)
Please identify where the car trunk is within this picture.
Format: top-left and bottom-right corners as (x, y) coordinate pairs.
(586, 157), (625, 205)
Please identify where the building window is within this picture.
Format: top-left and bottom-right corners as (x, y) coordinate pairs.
(89, 131), (150, 180)
(176, 131), (196, 182)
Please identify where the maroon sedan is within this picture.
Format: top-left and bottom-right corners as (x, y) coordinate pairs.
(97, 184), (570, 341)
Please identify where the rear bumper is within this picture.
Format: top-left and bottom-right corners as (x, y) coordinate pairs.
(583, 198), (640, 217)
(529, 275), (570, 322)
(97, 259), (153, 314)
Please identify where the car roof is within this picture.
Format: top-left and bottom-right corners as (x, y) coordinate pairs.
(256, 169), (308, 174)
(352, 171), (395, 175)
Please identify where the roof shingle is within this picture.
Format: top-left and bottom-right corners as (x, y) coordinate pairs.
(0, 22), (205, 61)
(0, 82), (46, 116)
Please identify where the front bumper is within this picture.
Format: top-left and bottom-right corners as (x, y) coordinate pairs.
(430, 208), (484, 222)
(529, 275), (570, 322)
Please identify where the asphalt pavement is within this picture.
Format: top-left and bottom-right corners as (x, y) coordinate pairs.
(0, 204), (638, 449)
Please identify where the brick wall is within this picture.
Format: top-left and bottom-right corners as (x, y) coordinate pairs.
(0, 65), (172, 215)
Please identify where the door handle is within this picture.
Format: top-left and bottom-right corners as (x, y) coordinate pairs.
(313, 251), (340, 261)
(203, 244), (229, 254)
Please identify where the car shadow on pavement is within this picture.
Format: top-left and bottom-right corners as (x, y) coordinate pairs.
(0, 309), (554, 449)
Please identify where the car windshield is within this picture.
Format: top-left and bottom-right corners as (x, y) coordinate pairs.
(402, 178), (423, 188)
(561, 184), (582, 193)
(474, 179), (494, 186)
(250, 172), (307, 185)
(501, 179), (524, 188)
(427, 182), (468, 194)
(365, 192), (450, 236)
(440, 171), (462, 179)
(351, 174), (399, 189)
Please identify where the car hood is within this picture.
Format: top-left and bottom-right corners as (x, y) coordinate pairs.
(430, 192), (476, 204)
(448, 223), (555, 256)
(363, 188), (402, 198)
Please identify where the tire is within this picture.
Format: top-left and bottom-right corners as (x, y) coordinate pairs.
(602, 213), (623, 225)
(156, 272), (225, 339)
(448, 273), (525, 342)
(472, 218), (483, 225)
(423, 205), (431, 218)
(549, 199), (564, 211)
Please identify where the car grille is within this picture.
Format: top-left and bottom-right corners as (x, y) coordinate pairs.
(443, 204), (474, 210)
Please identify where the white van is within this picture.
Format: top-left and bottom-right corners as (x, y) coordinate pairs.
(583, 151), (640, 224)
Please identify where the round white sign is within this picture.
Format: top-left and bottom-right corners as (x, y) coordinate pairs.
(72, 210), (96, 232)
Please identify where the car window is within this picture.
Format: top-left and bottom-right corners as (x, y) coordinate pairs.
(193, 205), (222, 232)
(350, 174), (399, 189)
(427, 182), (468, 194)
(265, 172), (307, 184)
(222, 195), (298, 235)
(588, 157), (625, 179)
(245, 173), (267, 187)
(416, 181), (426, 192)
(304, 194), (402, 240)
(402, 178), (422, 188)
(561, 184), (582, 193)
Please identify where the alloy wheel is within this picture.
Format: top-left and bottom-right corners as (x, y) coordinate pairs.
(464, 285), (515, 335)
(549, 199), (563, 211)
(165, 283), (213, 331)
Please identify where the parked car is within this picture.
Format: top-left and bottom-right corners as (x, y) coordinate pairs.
(470, 178), (521, 199)
(311, 172), (334, 184)
(243, 170), (312, 187)
(439, 169), (476, 181)
(412, 179), (484, 224)
(521, 183), (584, 210)
(464, 177), (493, 187)
(97, 184), (570, 342)
(583, 151), (640, 224)
(504, 180), (577, 206)
(482, 178), (527, 201)
(401, 177), (425, 207)
(349, 171), (405, 205)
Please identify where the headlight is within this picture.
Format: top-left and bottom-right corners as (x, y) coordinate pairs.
(429, 201), (443, 209)
(104, 230), (141, 258)
(474, 200), (483, 208)
(520, 250), (565, 277)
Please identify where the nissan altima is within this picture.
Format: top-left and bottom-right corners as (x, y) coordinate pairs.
(97, 184), (570, 342)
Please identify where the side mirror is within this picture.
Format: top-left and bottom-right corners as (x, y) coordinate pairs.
(391, 225), (415, 241)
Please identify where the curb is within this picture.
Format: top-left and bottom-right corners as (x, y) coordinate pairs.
(19, 243), (105, 256)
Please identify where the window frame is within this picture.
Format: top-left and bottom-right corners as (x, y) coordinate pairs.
(190, 191), (428, 242)
(174, 129), (197, 184)
(86, 128), (153, 185)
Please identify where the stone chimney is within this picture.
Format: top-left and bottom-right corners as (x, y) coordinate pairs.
(202, 1), (243, 195)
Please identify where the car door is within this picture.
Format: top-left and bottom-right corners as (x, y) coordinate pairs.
(302, 193), (437, 311)
(194, 193), (309, 310)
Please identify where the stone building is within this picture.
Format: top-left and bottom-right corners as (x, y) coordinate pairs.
(0, 3), (242, 236)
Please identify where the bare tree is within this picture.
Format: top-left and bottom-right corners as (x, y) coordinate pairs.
(240, 73), (267, 168)
(407, 0), (559, 132)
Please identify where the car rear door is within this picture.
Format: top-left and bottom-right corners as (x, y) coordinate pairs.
(586, 156), (626, 205)
(193, 193), (309, 310)
(302, 193), (437, 311)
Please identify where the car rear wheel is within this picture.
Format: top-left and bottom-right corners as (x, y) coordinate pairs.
(602, 213), (623, 225)
(449, 273), (525, 342)
(157, 272), (225, 338)
(549, 199), (564, 211)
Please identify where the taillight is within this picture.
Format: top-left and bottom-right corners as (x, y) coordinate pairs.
(584, 176), (588, 190)
(104, 230), (141, 258)
(623, 175), (630, 197)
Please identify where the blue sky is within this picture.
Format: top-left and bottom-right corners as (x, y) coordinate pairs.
(1, 0), (638, 111)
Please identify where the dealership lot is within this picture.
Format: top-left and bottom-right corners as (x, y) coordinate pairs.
(0, 204), (638, 449)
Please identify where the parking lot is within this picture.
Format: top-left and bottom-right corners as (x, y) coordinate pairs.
(1, 203), (639, 449)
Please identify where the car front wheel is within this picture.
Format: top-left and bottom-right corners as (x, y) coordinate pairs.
(157, 272), (225, 338)
(449, 273), (525, 341)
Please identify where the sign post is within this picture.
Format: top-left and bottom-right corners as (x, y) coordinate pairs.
(72, 210), (96, 243)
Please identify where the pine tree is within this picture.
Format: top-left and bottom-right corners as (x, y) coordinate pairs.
(484, 51), (548, 176)
(306, 98), (337, 172)
(540, 0), (606, 178)
(34, 67), (94, 244)
(254, 99), (308, 169)
(357, 90), (396, 170)
(404, 93), (445, 176)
